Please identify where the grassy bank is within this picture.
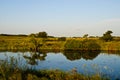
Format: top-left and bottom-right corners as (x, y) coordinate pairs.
(97, 40), (120, 51)
(0, 59), (108, 80)
(0, 36), (120, 51)
(0, 69), (108, 80)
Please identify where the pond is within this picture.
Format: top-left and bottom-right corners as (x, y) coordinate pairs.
(0, 51), (120, 80)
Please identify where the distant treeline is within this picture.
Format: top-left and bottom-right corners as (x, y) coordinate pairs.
(1, 30), (120, 40)
(0, 34), (27, 37)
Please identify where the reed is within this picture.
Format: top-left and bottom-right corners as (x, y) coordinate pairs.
(0, 59), (108, 80)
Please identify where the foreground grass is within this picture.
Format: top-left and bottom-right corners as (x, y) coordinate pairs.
(0, 56), (109, 80)
(0, 66), (108, 80)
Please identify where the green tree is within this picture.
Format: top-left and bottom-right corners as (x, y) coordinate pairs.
(29, 33), (36, 37)
(29, 38), (41, 51)
(36, 32), (47, 38)
(83, 34), (88, 38)
(101, 30), (113, 42)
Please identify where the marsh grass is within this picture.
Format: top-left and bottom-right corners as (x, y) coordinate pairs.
(0, 36), (120, 51)
(0, 57), (109, 80)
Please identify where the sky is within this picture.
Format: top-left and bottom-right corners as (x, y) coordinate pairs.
(0, 0), (120, 37)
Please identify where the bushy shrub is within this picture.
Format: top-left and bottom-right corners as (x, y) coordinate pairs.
(82, 40), (101, 50)
(64, 39), (100, 51)
(64, 39), (81, 50)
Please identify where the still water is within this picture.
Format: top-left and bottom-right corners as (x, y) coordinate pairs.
(0, 51), (120, 80)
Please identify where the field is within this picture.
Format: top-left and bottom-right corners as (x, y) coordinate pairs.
(0, 35), (120, 51)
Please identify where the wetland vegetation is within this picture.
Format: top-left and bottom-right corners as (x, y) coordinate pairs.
(0, 30), (120, 51)
(0, 30), (120, 80)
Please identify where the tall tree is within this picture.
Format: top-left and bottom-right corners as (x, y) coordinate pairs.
(101, 30), (113, 42)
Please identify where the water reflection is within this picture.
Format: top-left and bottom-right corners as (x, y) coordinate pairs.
(82, 51), (100, 60)
(101, 50), (120, 56)
(0, 51), (120, 80)
(22, 51), (101, 64)
(63, 51), (100, 61)
(23, 52), (47, 65)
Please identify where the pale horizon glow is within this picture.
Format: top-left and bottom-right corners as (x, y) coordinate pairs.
(0, 0), (120, 37)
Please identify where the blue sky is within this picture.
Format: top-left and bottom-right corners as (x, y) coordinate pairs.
(0, 0), (120, 37)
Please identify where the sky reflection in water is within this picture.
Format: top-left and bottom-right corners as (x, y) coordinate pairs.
(0, 51), (120, 79)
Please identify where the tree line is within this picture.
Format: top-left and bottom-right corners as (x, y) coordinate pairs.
(0, 30), (118, 42)
(0, 34), (27, 37)
(29, 32), (48, 38)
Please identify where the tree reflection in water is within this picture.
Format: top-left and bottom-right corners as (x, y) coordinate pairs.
(23, 51), (100, 65)
(63, 51), (82, 61)
(23, 51), (47, 65)
(82, 51), (100, 60)
(63, 51), (100, 61)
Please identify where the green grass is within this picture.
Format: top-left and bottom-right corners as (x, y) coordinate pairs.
(0, 35), (120, 51)
(0, 36), (65, 51)
(0, 59), (108, 80)
(0, 69), (108, 80)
